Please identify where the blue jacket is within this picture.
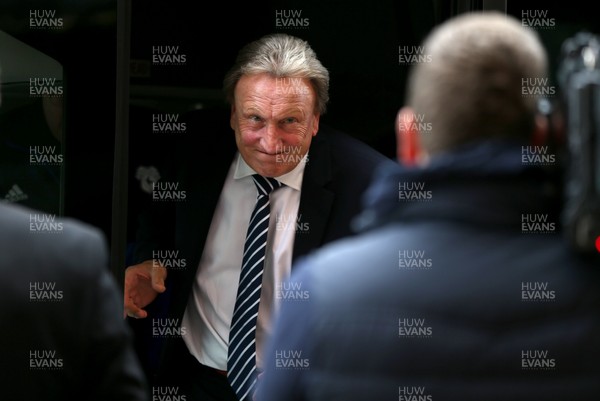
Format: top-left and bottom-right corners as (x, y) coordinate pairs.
(257, 139), (600, 401)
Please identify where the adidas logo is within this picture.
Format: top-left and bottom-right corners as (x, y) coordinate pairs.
(4, 184), (28, 203)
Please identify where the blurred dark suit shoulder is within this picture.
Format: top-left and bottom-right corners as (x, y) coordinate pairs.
(0, 202), (148, 401)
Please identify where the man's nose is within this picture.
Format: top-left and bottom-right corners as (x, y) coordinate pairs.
(261, 123), (283, 153)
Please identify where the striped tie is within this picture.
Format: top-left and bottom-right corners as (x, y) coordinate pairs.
(227, 174), (282, 400)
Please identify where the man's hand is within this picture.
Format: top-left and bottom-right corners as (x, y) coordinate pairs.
(123, 260), (167, 319)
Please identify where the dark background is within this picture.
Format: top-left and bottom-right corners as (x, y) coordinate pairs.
(1, 0), (599, 279)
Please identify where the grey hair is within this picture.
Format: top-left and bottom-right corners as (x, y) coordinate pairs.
(223, 33), (330, 115)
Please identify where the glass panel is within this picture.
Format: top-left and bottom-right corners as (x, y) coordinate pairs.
(0, 29), (64, 215)
(0, 1), (119, 243)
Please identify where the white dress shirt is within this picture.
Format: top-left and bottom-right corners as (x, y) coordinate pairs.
(182, 152), (306, 371)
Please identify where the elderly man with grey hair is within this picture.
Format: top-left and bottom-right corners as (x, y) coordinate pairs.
(123, 33), (391, 401)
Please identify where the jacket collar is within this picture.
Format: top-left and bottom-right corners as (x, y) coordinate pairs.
(353, 139), (562, 232)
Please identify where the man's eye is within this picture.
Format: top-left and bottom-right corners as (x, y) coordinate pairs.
(249, 116), (262, 122)
(283, 117), (297, 124)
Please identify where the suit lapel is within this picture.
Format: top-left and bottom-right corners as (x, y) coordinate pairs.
(172, 137), (237, 319)
(292, 132), (335, 262)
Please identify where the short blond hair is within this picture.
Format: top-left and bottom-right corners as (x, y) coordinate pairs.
(406, 11), (548, 154)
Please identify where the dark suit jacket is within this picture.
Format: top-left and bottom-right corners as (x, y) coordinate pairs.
(130, 108), (393, 381)
(0, 203), (148, 401)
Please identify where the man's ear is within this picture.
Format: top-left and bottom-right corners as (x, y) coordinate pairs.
(230, 104), (236, 130)
(311, 113), (320, 136)
(396, 106), (423, 166)
(531, 112), (550, 146)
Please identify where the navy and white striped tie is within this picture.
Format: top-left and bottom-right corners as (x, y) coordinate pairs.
(227, 174), (282, 400)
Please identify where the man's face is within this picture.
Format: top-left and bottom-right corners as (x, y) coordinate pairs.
(230, 73), (320, 177)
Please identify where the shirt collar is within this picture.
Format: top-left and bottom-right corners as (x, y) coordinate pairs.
(233, 152), (306, 191)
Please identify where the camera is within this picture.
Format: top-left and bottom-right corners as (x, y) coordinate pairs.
(557, 31), (600, 257)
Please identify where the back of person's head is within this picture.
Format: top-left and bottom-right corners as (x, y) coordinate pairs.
(406, 11), (548, 155)
(222, 33), (330, 114)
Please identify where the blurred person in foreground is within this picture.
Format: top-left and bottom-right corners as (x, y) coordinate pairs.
(123, 33), (391, 401)
(256, 11), (600, 401)
(0, 201), (149, 401)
